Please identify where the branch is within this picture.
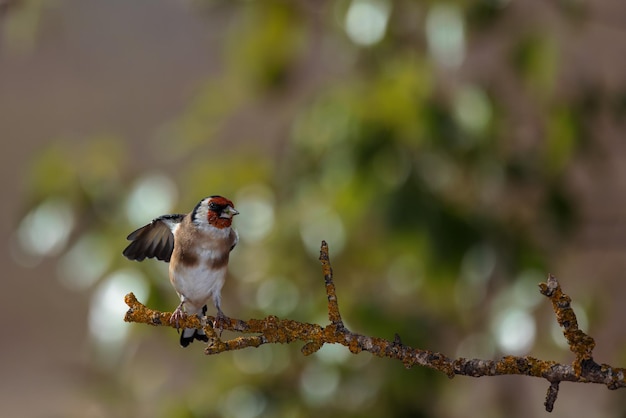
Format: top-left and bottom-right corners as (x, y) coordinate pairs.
(124, 241), (625, 412)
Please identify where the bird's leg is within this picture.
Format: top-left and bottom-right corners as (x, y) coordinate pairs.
(212, 304), (228, 337)
(169, 299), (187, 332)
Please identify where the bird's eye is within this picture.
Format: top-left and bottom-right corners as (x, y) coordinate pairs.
(208, 201), (227, 213)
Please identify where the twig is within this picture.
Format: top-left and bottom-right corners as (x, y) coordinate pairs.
(544, 381), (560, 413)
(539, 274), (596, 374)
(123, 241), (626, 412)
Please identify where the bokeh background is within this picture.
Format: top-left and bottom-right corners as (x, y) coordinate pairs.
(2, 0), (626, 417)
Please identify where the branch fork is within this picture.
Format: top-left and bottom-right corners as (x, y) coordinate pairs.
(124, 241), (625, 412)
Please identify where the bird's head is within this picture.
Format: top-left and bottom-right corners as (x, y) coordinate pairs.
(193, 195), (239, 229)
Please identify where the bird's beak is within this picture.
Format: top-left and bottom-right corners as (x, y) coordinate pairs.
(221, 206), (239, 219)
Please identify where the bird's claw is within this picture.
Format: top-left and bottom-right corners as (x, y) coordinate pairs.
(213, 310), (228, 337)
(170, 306), (187, 333)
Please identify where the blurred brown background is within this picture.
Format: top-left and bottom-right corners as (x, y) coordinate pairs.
(2, 1), (626, 417)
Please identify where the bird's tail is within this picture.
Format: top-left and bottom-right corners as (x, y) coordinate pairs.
(180, 327), (209, 347)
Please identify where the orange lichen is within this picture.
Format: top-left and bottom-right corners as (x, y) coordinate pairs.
(123, 244), (626, 414)
(539, 274), (596, 377)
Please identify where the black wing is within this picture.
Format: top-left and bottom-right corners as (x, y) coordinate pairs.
(122, 214), (185, 262)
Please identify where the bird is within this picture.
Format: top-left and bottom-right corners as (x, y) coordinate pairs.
(122, 195), (239, 347)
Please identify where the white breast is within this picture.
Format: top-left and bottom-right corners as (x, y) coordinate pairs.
(171, 262), (226, 313)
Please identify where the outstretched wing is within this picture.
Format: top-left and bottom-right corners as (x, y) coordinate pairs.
(122, 214), (185, 262)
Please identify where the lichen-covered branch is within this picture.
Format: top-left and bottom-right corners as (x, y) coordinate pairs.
(124, 240), (626, 412)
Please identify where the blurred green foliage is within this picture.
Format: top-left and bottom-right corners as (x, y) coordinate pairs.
(11, 0), (609, 417)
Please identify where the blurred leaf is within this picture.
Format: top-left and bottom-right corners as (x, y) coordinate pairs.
(544, 106), (578, 175)
(544, 182), (576, 236)
(2, 0), (54, 53)
(356, 54), (432, 140)
(512, 33), (558, 95)
(225, 2), (304, 91)
(467, 0), (508, 29)
(26, 142), (79, 200)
